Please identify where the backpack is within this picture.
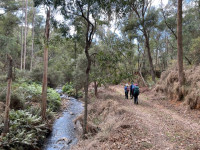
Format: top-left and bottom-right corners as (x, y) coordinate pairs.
(127, 86), (129, 91)
(134, 86), (139, 95)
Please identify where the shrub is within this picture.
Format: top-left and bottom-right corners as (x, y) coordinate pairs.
(62, 82), (76, 96)
(0, 90), (25, 110)
(15, 69), (31, 82)
(190, 37), (200, 65)
(0, 82), (61, 112)
(27, 107), (55, 120)
(47, 88), (61, 112)
(0, 110), (49, 150)
(31, 65), (65, 88)
(30, 65), (43, 84)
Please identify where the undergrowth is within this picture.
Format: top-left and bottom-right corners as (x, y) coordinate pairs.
(0, 110), (49, 150)
(62, 82), (83, 98)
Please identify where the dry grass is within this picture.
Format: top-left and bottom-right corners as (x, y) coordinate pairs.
(155, 65), (200, 109)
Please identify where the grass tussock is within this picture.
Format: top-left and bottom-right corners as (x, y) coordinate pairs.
(155, 65), (200, 109)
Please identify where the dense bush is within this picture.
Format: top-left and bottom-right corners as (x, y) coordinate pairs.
(18, 82), (61, 112)
(30, 65), (65, 88)
(0, 110), (49, 150)
(62, 82), (83, 98)
(0, 82), (61, 112)
(15, 69), (31, 82)
(190, 37), (200, 65)
(62, 82), (75, 96)
(47, 88), (61, 111)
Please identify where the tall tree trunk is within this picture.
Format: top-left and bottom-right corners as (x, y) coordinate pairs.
(83, 3), (93, 136)
(20, 0), (24, 71)
(74, 41), (77, 60)
(137, 43), (140, 71)
(78, 1), (95, 136)
(94, 81), (98, 97)
(83, 43), (91, 135)
(2, 55), (13, 136)
(156, 48), (158, 71)
(21, 25), (24, 71)
(143, 30), (156, 83)
(30, 7), (35, 71)
(93, 56), (98, 97)
(41, 8), (50, 121)
(23, 0), (28, 70)
(177, 0), (184, 86)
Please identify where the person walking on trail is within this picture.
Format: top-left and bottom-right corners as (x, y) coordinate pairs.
(133, 84), (139, 104)
(124, 84), (129, 99)
(130, 82), (135, 99)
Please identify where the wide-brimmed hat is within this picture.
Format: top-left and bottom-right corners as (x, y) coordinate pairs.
(126, 84), (129, 86)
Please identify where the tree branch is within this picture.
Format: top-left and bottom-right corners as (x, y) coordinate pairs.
(161, 8), (177, 39)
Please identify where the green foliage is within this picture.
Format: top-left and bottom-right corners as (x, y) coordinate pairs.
(47, 88), (61, 111)
(0, 82), (61, 112)
(30, 63), (65, 88)
(62, 82), (76, 96)
(0, 110), (48, 150)
(62, 82), (83, 98)
(189, 37), (200, 65)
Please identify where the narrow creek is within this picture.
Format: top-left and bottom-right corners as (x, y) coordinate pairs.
(43, 89), (83, 150)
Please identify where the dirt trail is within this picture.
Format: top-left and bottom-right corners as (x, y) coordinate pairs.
(113, 85), (200, 150)
(72, 85), (200, 150)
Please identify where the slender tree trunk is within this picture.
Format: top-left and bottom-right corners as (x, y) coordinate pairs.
(74, 41), (77, 60)
(139, 62), (147, 87)
(137, 43), (140, 71)
(20, 0), (24, 71)
(156, 48), (158, 70)
(83, 44), (91, 135)
(177, 0), (184, 86)
(80, 2), (95, 137)
(41, 8), (50, 121)
(93, 56), (98, 97)
(2, 55), (13, 136)
(23, 0), (28, 70)
(30, 7), (35, 71)
(144, 30), (156, 83)
(142, 47), (146, 71)
(21, 25), (24, 71)
(94, 81), (98, 97)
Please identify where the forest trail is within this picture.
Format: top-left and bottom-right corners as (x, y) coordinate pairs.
(111, 85), (200, 150)
(72, 85), (200, 150)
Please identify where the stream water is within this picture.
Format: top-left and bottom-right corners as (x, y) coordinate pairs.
(43, 89), (83, 150)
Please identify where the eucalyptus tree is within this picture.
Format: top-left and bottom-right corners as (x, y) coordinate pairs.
(123, 0), (158, 83)
(33, 0), (53, 121)
(23, 0), (28, 70)
(54, 0), (113, 135)
(30, 5), (35, 71)
(177, 0), (184, 86)
(0, 0), (21, 68)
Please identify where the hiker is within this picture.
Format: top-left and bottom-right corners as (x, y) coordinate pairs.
(133, 84), (139, 104)
(130, 82), (135, 99)
(124, 84), (129, 99)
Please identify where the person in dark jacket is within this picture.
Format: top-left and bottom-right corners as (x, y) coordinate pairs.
(130, 82), (135, 99)
(133, 84), (139, 104)
(124, 84), (129, 99)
